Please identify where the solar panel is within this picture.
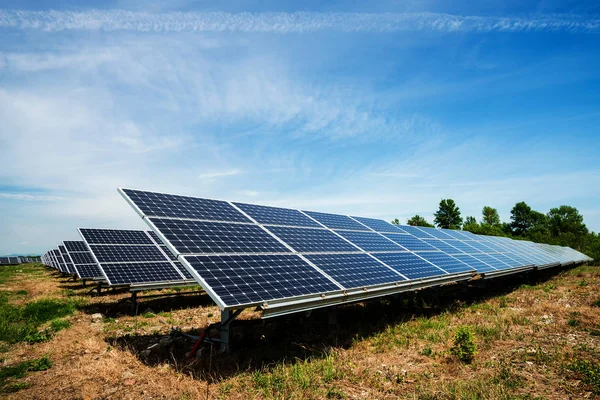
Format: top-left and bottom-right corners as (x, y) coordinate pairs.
(122, 188), (250, 222)
(79, 228), (192, 286)
(119, 187), (589, 318)
(185, 254), (340, 307)
(371, 252), (447, 279)
(266, 226), (358, 253)
(382, 233), (438, 251)
(490, 253), (526, 268)
(351, 217), (401, 233)
(63, 240), (104, 279)
(303, 211), (369, 231)
(305, 253), (406, 288)
(334, 230), (405, 252)
(233, 202), (321, 227)
(415, 252), (475, 274)
(149, 218), (290, 254)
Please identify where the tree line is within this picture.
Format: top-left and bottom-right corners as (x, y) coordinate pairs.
(392, 199), (599, 265)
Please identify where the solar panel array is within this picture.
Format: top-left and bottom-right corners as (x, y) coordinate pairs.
(118, 188), (593, 317)
(63, 241), (103, 279)
(78, 228), (195, 286)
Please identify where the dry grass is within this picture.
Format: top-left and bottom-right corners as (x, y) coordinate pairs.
(0, 264), (598, 399)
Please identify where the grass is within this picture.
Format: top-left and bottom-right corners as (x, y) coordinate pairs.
(0, 356), (52, 394)
(0, 295), (81, 344)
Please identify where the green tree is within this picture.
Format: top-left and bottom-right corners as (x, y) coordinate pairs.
(434, 199), (463, 229)
(407, 215), (434, 227)
(482, 206), (501, 227)
(510, 201), (533, 236)
(390, 218), (400, 226)
(462, 216), (479, 234)
(547, 205), (588, 237)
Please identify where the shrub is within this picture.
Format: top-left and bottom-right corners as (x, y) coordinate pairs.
(451, 326), (477, 363)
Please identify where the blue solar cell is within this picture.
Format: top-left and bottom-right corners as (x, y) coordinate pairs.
(440, 229), (474, 240)
(469, 254), (511, 270)
(394, 225), (435, 239)
(234, 202), (321, 227)
(150, 218), (291, 254)
(69, 252), (95, 265)
(303, 211), (369, 231)
(267, 226), (359, 253)
(451, 254), (497, 273)
(122, 188), (250, 222)
(80, 229), (154, 245)
(416, 227), (455, 239)
(422, 239), (463, 254)
(351, 217), (401, 233)
(465, 241), (496, 253)
(64, 241), (88, 252)
(415, 252), (475, 274)
(89, 245), (167, 263)
(334, 231), (405, 252)
(184, 254), (339, 307)
(441, 240), (480, 254)
(102, 262), (186, 285)
(76, 264), (104, 279)
(382, 234), (438, 251)
(491, 253), (527, 268)
(305, 253), (405, 289)
(371, 252), (446, 279)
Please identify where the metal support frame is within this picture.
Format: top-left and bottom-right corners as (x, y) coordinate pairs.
(219, 309), (242, 353)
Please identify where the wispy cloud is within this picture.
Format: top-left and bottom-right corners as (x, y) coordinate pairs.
(0, 193), (65, 201)
(197, 169), (244, 181)
(0, 10), (599, 34)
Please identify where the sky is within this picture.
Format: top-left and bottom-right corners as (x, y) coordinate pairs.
(1, 1), (599, 255)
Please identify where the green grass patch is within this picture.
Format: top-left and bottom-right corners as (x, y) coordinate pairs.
(567, 359), (600, 394)
(451, 326), (477, 363)
(0, 355), (51, 394)
(49, 318), (71, 332)
(0, 294), (81, 344)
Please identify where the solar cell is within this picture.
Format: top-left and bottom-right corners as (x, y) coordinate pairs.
(441, 240), (480, 254)
(266, 226), (359, 253)
(76, 264), (104, 279)
(69, 252), (96, 265)
(469, 253), (511, 270)
(422, 239), (463, 254)
(184, 254), (340, 307)
(334, 230), (405, 252)
(416, 227), (455, 239)
(464, 240), (496, 253)
(80, 229), (154, 245)
(122, 188), (250, 222)
(305, 253), (405, 289)
(101, 262), (187, 285)
(441, 229), (475, 240)
(382, 233), (438, 251)
(149, 218), (290, 254)
(451, 254), (497, 273)
(64, 241), (89, 252)
(234, 202), (321, 227)
(415, 252), (475, 274)
(350, 217), (401, 233)
(491, 253), (526, 268)
(303, 211), (369, 231)
(394, 225), (435, 239)
(371, 252), (447, 279)
(88, 245), (167, 263)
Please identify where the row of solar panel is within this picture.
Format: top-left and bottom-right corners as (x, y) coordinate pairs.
(41, 230), (195, 287)
(118, 188), (593, 313)
(0, 256), (40, 265)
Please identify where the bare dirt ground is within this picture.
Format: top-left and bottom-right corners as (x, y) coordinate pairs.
(1, 264), (599, 399)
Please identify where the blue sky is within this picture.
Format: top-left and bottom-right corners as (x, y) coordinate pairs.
(1, 1), (599, 255)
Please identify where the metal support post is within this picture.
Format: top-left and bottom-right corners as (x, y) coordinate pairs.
(220, 310), (232, 353)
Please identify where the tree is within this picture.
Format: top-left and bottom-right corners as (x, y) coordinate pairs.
(462, 216), (479, 234)
(482, 206), (500, 227)
(407, 215), (434, 227)
(510, 201), (533, 236)
(464, 216), (477, 226)
(434, 199), (463, 229)
(390, 218), (400, 226)
(547, 205), (587, 237)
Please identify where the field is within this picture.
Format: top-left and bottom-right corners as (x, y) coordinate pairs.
(0, 264), (599, 399)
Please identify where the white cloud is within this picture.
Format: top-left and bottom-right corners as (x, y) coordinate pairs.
(198, 169), (244, 181)
(0, 10), (598, 34)
(0, 193), (66, 201)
